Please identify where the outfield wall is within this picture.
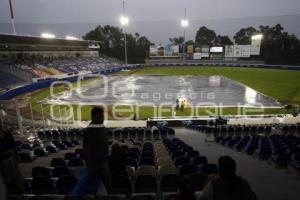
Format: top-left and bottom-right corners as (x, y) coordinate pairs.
(147, 62), (300, 70)
(1, 63), (299, 100)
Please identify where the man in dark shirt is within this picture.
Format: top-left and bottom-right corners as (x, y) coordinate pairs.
(83, 107), (111, 190)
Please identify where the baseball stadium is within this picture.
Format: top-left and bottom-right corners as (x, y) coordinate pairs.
(1, 1), (300, 200)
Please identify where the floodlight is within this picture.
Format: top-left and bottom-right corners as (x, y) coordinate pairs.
(252, 34), (263, 40)
(181, 19), (189, 28)
(65, 35), (79, 40)
(120, 16), (129, 26)
(41, 33), (56, 39)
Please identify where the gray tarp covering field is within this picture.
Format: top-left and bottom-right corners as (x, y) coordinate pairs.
(52, 75), (281, 107)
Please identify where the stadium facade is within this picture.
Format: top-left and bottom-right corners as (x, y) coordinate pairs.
(0, 34), (100, 60)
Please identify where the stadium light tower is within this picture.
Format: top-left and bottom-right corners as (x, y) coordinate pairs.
(65, 35), (79, 40)
(41, 33), (56, 39)
(251, 34), (263, 47)
(120, 16), (129, 26)
(251, 34), (263, 40)
(7, 0), (16, 34)
(181, 8), (189, 60)
(120, 0), (129, 65)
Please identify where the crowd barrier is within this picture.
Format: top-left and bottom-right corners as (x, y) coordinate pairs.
(0, 63), (299, 100)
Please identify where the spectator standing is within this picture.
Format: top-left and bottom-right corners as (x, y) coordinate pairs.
(0, 125), (24, 194)
(83, 107), (111, 190)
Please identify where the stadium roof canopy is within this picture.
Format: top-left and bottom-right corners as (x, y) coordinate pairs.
(0, 34), (100, 51)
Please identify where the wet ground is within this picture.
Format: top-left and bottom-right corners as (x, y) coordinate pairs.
(53, 75), (281, 107)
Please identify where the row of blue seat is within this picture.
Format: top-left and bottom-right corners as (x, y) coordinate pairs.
(188, 124), (273, 134)
(216, 134), (300, 168)
(37, 127), (175, 142)
(17, 139), (81, 162)
(164, 138), (218, 175)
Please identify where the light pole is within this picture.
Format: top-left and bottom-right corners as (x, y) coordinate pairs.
(120, 0), (129, 65)
(181, 8), (189, 60)
(8, 0), (16, 34)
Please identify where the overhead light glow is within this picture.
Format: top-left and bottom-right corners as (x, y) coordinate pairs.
(65, 35), (79, 40)
(41, 33), (56, 39)
(181, 19), (189, 28)
(120, 16), (129, 26)
(252, 34), (263, 40)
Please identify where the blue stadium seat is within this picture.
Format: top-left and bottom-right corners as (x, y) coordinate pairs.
(179, 164), (198, 175)
(52, 166), (71, 178)
(32, 166), (50, 178)
(135, 175), (157, 193)
(160, 174), (179, 193)
(31, 176), (54, 194)
(45, 146), (59, 153)
(64, 152), (77, 160)
(56, 175), (77, 194)
(68, 158), (84, 167)
(140, 157), (155, 166)
(51, 158), (66, 167)
(174, 156), (190, 167)
(109, 175), (132, 196)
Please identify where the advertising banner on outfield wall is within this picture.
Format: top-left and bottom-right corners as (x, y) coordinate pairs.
(210, 46), (223, 53)
(210, 54), (223, 60)
(150, 45), (165, 57)
(193, 53), (202, 60)
(201, 46), (210, 53)
(187, 45), (194, 54)
(150, 45), (179, 57)
(227, 45), (261, 58)
(225, 45), (234, 57)
(234, 45), (242, 57)
(250, 45), (261, 55)
(201, 53), (210, 58)
(164, 45), (172, 56)
(194, 46), (201, 53)
(150, 45), (158, 57)
(164, 44), (179, 57)
(241, 45), (251, 57)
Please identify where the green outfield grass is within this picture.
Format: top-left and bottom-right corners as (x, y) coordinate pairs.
(27, 66), (300, 120)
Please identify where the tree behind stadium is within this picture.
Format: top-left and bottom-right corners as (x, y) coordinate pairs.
(234, 24), (300, 64)
(83, 25), (152, 64)
(195, 26), (233, 46)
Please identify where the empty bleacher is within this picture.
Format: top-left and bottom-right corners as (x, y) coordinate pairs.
(0, 56), (123, 90)
(0, 72), (26, 91)
(4, 124), (300, 200)
(10, 126), (218, 200)
(41, 57), (121, 74)
(187, 123), (300, 178)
